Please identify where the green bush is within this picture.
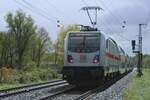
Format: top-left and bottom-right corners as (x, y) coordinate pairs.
(22, 61), (37, 72)
(19, 71), (42, 83)
(38, 68), (58, 80)
(20, 66), (58, 83)
(0, 65), (59, 84)
(9, 69), (21, 83)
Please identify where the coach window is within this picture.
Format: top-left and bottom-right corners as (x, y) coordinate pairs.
(106, 39), (109, 50)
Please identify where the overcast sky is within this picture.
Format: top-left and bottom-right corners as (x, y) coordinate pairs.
(0, 0), (150, 55)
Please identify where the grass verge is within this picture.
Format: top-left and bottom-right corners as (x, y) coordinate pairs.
(124, 68), (150, 100)
(0, 79), (58, 90)
(0, 83), (26, 90)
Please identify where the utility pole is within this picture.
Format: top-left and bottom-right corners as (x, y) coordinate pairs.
(132, 24), (146, 77)
(137, 24), (146, 76)
(54, 20), (61, 65)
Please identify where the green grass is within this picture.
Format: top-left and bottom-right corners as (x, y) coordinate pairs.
(0, 80), (49, 90)
(0, 79), (61, 90)
(0, 83), (26, 90)
(124, 68), (150, 100)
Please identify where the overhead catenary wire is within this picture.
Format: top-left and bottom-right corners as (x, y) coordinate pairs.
(102, 19), (130, 42)
(97, 0), (122, 24)
(46, 0), (65, 15)
(93, 0), (125, 27)
(45, 0), (76, 23)
(92, 1), (117, 35)
(105, 0), (124, 21)
(95, 0), (127, 37)
(100, 21), (130, 42)
(21, 0), (57, 21)
(14, 0), (56, 23)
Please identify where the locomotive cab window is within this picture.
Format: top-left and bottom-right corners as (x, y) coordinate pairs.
(68, 33), (100, 53)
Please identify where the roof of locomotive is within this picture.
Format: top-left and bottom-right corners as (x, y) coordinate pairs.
(65, 30), (107, 38)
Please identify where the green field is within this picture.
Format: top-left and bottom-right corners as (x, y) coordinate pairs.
(124, 68), (150, 100)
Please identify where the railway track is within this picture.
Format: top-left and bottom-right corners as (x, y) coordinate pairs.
(75, 72), (130, 100)
(0, 79), (67, 99)
(0, 71), (132, 100)
(38, 85), (76, 100)
(37, 72), (129, 100)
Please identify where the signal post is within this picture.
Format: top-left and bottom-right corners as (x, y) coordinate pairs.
(132, 24), (146, 77)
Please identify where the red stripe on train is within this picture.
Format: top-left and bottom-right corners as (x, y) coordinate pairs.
(106, 53), (121, 61)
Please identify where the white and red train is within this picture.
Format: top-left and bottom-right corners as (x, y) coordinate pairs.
(62, 26), (132, 85)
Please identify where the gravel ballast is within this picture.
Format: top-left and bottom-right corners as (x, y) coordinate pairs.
(88, 70), (136, 100)
(46, 70), (136, 100)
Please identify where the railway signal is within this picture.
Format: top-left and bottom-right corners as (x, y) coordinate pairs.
(132, 24), (146, 77)
(131, 40), (136, 52)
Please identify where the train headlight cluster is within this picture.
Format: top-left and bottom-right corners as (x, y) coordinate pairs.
(67, 55), (74, 63)
(93, 55), (99, 64)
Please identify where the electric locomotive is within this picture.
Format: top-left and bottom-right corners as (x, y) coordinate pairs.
(62, 26), (131, 85)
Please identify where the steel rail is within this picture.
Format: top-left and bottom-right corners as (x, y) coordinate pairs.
(0, 80), (67, 98)
(0, 79), (62, 93)
(38, 85), (76, 100)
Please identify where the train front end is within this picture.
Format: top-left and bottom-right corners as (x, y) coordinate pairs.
(63, 31), (104, 85)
